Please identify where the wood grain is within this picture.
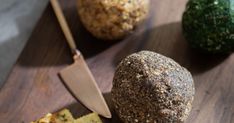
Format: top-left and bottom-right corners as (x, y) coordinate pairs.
(0, 0), (234, 123)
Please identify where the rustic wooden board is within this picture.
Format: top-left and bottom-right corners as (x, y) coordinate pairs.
(1, 0), (234, 123)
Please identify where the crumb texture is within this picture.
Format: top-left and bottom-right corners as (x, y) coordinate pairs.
(31, 109), (74, 123)
(75, 113), (103, 123)
(112, 51), (195, 123)
(31, 109), (102, 123)
(77, 0), (149, 40)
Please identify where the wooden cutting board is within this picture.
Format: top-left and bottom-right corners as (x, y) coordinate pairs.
(0, 0), (234, 123)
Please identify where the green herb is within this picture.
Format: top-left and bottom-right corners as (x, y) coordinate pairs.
(182, 0), (234, 53)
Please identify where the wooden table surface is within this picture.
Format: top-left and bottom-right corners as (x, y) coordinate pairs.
(1, 0), (234, 123)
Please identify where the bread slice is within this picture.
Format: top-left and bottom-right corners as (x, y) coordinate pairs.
(31, 109), (74, 123)
(31, 109), (103, 123)
(75, 113), (102, 123)
(31, 113), (54, 123)
(54, 109), (74, 123)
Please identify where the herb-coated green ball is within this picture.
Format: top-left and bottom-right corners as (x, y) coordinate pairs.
(182, 0), (234, 53)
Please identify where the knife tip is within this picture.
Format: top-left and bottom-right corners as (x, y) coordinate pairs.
(101, 113), (112, 118)
(98, 109), (112, 118)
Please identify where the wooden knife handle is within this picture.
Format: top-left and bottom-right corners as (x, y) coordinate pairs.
(50, 0), (77, 54)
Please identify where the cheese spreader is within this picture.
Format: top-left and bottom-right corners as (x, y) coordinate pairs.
(50, 0), (111, 118)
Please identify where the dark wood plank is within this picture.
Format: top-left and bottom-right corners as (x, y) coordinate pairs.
(1, 0), (234, 123)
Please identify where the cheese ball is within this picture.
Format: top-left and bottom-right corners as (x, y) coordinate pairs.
(77, 0), (149, 40)
(112, 51), (195, 123)
(182, 0), (234, 53)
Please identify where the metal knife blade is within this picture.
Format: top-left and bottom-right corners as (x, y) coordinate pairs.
(59, 54), (112, 118)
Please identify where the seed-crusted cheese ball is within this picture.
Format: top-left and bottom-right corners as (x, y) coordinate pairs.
(112, 51), (195, 123)
(77, 0), (149, 40)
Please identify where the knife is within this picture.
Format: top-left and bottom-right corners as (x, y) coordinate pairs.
(50, 0), (111, 118)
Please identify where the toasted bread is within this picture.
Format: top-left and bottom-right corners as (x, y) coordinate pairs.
(31, 109), (74, 123)
(75, 113), (102, 123)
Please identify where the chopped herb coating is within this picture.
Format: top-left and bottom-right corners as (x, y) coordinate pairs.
(112, 51), (195, 123)
(182, 0), (234, 53)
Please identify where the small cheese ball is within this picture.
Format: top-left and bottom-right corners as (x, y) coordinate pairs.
(77, 0), (149, 40)
(182, 0), (234, 53)
(112, 51), (195, 123)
